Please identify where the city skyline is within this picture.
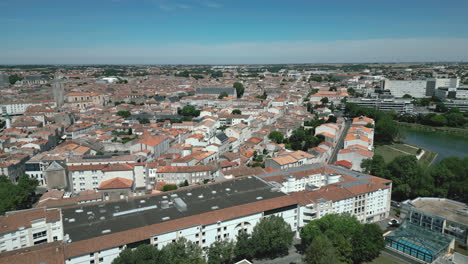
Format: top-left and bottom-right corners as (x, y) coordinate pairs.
(2, 0), (468, 64)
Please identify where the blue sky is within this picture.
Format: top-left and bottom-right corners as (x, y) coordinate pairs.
(1, 0), (468, 64)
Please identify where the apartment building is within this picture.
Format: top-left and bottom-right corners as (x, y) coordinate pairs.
(151, 165), (212, 185)
(0, 164), (392, 264)
(0, 101), (56, 116)
(0, 208), (62, 253)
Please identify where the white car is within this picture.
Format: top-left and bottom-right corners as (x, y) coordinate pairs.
(388, 219), (399, 226)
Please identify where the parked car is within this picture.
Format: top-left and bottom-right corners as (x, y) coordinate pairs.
(388, 219), (400, 226)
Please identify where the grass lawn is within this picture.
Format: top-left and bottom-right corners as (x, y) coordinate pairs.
(365, 254), (400, 264)
(375, 143), (437, 166)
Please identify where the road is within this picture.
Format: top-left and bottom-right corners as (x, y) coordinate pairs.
(328, 120), (351, 164)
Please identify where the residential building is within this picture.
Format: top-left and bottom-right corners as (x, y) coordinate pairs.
(0, 208), (62, 253)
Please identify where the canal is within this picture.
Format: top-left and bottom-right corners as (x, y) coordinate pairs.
(400, 127), (468, 163)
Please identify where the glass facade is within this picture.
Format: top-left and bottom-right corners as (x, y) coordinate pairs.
(385, 222), (452, 263)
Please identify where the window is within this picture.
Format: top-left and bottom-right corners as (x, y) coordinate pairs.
(33, 231), (47, 240)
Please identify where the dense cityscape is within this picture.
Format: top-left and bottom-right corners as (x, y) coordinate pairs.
(1, 0), (468, 264)
(0, 63), (466, 264)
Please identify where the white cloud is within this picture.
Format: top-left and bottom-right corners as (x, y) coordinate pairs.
(2, 38), (468, 64)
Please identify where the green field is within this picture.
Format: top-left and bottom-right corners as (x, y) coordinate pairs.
(375, 143), (437, 166)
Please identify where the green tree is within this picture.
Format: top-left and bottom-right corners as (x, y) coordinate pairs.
(233, 82), (245, 98)
(320, 97), (329, 105)
(207, 239), (235, 264)
(402, 94), (412, 99)
(268, 131), (284, 144)
(361, 155), (390, 179)
(218, 92), (229, 99)
(429, 114), (447, 126)
(347, 88), (356, 96)
(231, 109), (242, 115)
(9, 74), (23, 84)
(117, 111), (131, 118)
(178, 105), (201, 117)
(112, 244), (164, 264)
(326, 116), (337, 123)
(250, 215), (294, 259)
(162, 185), (177, 192)
(300, 214), (367, 264)
(375, 116), (399, 143)
(303, 236), (341, 264)
(161, 238), (205, 264)
(352, 224), (385, 263)
(233, 231), (255, 261)
(0, 175), (38, 215)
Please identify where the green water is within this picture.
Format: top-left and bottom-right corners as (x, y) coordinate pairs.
(400, 127), (468, 163)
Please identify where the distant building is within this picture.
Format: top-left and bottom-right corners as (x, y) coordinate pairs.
(22, 74), (52, 85)
(195, 87), (237, 97)
(383, 78), (460, 98)
(347, 98), (414, 113)
(52, 81), (65, 107)
(0, 74), (9, 88)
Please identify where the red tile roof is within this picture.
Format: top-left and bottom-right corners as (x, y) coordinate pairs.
(98, 177), (133, 190)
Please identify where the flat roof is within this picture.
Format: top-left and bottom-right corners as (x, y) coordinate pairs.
(410, 198), (468, 226)
(62, 176), (286, 242)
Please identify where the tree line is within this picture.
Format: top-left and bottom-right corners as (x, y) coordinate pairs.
(362, 155), (468, 202)
(112, 215), (294, 264)
(300, 214), (384, 264)
(268, 126), (325, 151)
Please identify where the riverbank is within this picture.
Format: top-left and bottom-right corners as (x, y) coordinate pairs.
(398, 125), (468, 163)
(397, 122), (468, 136)
(375, 143), (437, 166)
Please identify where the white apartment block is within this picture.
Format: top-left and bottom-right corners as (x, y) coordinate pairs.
(0, 164), (391, 264)
(0, 208), (62, 253)
(0, 101), (57, 116)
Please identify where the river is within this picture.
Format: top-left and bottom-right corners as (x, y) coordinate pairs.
(400, 127), (468, 163)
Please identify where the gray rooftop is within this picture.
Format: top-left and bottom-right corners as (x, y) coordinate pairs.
(257, 164), (371, 183)
(196, 87), (236, 96)
(409, 198), (468, 226)
(62, 176), (286, 242)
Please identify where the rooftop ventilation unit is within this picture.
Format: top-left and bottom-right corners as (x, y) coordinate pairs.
(174, 198), (188, 212)
(161, 200), (169, 209)
(112, 205), (158, 217)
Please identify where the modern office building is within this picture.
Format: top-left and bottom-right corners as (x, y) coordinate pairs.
(347, 98), (414, 113)
(382, 78), (460, 98)
(401, 197), (468, 246)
